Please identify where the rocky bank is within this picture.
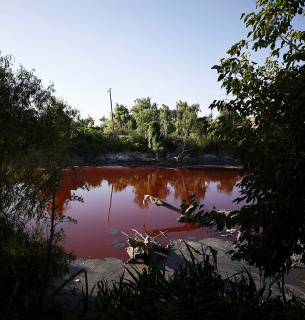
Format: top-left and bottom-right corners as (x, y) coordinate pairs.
(83, 151), (242, 170)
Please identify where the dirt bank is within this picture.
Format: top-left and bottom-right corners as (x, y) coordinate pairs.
(82, 152), (243, 171)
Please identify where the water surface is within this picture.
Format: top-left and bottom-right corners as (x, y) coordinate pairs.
(56, 166), (245, 261)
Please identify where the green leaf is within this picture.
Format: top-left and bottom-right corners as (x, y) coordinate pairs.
(217, 74), (225, 81)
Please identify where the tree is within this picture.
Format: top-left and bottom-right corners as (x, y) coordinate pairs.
(39, 97), (78, 158)
(0, 55), (76, 209)
(196, 115), (212, 137)
(175, 101), (200, 137)
(0, 53), (79, 317)
(159, 104), (175, 138)
(113, 104), (131, 133)
(147, 121), (162, 160)
(0, 52), (80, 228)
(192, 0), (305, 277)
(181, 103), (200, 137)
(131, 97), (155, 136)
(175, 100), (188, 136)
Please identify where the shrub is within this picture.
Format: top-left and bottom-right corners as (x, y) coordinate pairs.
(0, 214), (75, 319)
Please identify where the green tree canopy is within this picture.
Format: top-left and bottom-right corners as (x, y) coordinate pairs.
(113, 103), (131, 133)
(175, 101), (200, 137)
(159, 104), (175, 138)
(0, 53), (78, 214)
(131, 97), (156, 136)
(181, 103), (200, 137)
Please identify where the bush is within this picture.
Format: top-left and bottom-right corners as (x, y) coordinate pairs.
(161, 136), (180, 154)
(0, 215), (75, 319)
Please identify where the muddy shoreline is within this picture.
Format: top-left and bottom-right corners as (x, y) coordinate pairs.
(82, 152), (243, 171)
(59, 238), (305, 306)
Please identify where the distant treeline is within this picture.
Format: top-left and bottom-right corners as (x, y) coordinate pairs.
(70, 98), (244, 161)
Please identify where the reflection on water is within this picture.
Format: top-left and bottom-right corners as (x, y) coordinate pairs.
(57, 167), (244, 261)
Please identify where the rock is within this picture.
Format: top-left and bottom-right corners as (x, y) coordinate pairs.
(108, 239), (127, 249)
(107, 229), (121, 236)
(95, 155), (106, 162)
(83, 151), (242, 168)
(133, 153), (154, 162)
(105, 154), (117, 161)
(202, 154), (218, 162)
(116, 154), (130, 162)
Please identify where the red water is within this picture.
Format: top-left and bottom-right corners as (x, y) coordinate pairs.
(55, 166), (245, 261)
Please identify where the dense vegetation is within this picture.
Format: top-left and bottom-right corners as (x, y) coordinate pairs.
(70, 98), (221, 161)
(190, 0), (305, 278)
(1, 0), (305, 318)
(0, 54), (81, 318)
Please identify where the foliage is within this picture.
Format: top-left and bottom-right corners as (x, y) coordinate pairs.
(113, 104), (132, 134)
(193, 0), (305, 277)
(147, 121), (161, 154)
(0, 215), (75, 319)
(175, 101), (200, 137)
(70, 117), (105, 160)
(0, 53), (81, 319)
(121, 136), (148, 152)
(0, 53), (78, 207)
(70, 118), (151, 160)
(71, 93), (223, 160)
(131, 97), (155, 136)
(159, 104), (175, 138)
(116, 97), (207, 157)
(0, 164), (80, 319)
(161, 135), (182, 154)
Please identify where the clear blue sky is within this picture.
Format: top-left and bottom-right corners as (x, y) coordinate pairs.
(1, 0), (260, 123)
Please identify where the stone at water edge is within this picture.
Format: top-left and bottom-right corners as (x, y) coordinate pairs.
(107, 229), (121, 236)
(108, 239), (127, 249)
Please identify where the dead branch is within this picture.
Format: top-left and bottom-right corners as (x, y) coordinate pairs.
(122, 229), (170, 262)
(143, 195), (194, 222)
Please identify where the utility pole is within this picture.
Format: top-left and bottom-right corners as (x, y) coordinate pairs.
(107, 88), (114, 132)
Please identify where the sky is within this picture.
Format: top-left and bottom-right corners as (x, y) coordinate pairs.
(1, 0), (262, 124)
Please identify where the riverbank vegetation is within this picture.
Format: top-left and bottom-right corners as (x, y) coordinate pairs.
(1, 0), (305, 318)
(0, 54), (81, 318)
(69, 98), (224, 161)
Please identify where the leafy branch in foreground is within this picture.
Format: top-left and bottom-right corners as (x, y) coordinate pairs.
(196, 0), (305, 278)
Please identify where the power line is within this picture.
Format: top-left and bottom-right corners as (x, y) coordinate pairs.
(56, 88), (106, 92)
